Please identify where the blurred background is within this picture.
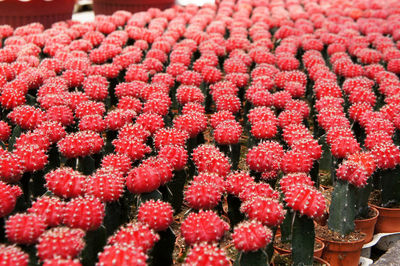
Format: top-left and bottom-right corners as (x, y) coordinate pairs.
(73, 0), (215, 22)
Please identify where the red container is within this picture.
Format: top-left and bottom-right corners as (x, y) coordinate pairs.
(0, 0), (75, 29)
(93, 0), (175, 15)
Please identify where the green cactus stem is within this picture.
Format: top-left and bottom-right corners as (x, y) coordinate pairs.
(77, 155), (95, 175)
(379, 165), (400, 207)
(44, 144), (60, 173)
(81, 227), (107, 266)
(8, 125), (21, 151)
(327, 180), (357, 235)
(139, 189), (163, 205)
(21, 245), (38, 266)
(310, 160), (320, 188)
(279, 209), (293, 243)
(166, 170), (186, 213)
(227, 194), (245, 227)
(234, 249), (269, 266)
(354, 178), (373, 219)
(104, 130), (117, 154)
(292, 213), (315, 266)
(103, 198), (130, 237)
(31, 170), (46, 197)
(150, 228), (176, 266)
(318, 135), (332, 177)
(217, 143), (240, 170)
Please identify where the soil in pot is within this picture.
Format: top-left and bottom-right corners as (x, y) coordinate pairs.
(369, 190), (400, 233)
(274, 235), (324, 258)
(315, 224), (365, 266)
(355, 206), (379, 243)
(272, 254), (330, 266)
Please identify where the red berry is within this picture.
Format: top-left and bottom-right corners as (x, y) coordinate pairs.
(101, 154), (132, 175)
(210, 111), (236, 129)
(14, 145), (48, 172)
(37, 227), (85, 261)
(136, 112), (165, 135)
(246, 141), (284, 173)
(176, 85), (205, 105)
(97, 244), (147, 266)
(157, 145), (188, 171)
(232, 220), (272, 252)
(0, 151), (24, 183)
(330, 136), (360, 159)
(0, 121), (11, 142)
(336, 160), (369, 187)
(86, 167), (125, 202)
(63, 196), (105, 231)
(214, 120), (242, 145)
(154, 127), (189, 149)
(0, 181), (22, 217)
(281, 150), (314, 174)
(174, 112), (208, 138)
(28, 196), (64, 226)
(181, 210), (229, 245)
(113, 137), (151, 162)
(225, 171), (254, 197)
(192, 145), (231, 177)
(371, 143), (400, 170)
(107, 222), (159, 252)
(118, 123), (151, 142)
(284, 184), (326, 218)
(216, 94), (241, 114)
(0, 244), (29, 266)
(79, 115), (106, 133)
(8, 105), (46, 130)
(58, 131), (104, 158)
(6, 213), (47, 244)
(185, 181), (222, 210)
(35, 121), (66, 144)
(138, 200), (173, 231)
(75, 100), (105, 120)
(240, 196), (285, 227)
(184, 243), (230, 266)
(239, 182), (279, 202)
(126, 164), (161, 194)
(279, 173), (314, 193)
(43, 258), (82, 266)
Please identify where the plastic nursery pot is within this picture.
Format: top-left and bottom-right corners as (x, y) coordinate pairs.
(93, 0), (175, 15)
(0, 0), (75, 28)
(271, 254), (330, 266)
(317, 234), (365, 266)
(273, 234), (325, 258)
(354, 206), (379, 243)
(370, 204), (400, 233)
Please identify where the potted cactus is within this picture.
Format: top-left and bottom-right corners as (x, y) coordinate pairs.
(316, 154), (375, 266)
(369, 143), (400, 233)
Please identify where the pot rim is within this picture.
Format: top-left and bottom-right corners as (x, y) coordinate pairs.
(370, 203), (400, 211)
(355, 205), (379, 222)
(316, 232), (366, 245)
(272, 254), (331, 266)
(274, 233), (325, 253)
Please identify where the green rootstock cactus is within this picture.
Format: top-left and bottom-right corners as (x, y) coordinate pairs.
(328, 180), (357, 236)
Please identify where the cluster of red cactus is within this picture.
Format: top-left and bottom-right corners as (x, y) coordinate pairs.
(1, 0), (400, 264)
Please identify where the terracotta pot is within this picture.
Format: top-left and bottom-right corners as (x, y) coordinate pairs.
(274, 234), (325, 258)
(370, 204), (400, 233)
(354, 206), (379, 243)
(93, 0), (175, 16)
(0, 0), (75, 28)
(271, 254), (330, 266)
(317, 235), (365, 266)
